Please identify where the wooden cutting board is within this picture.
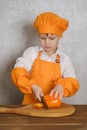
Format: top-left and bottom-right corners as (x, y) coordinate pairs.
(0, 103), (75, 117)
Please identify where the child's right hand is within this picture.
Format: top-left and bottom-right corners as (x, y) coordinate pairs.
(31, 84), (44, 101)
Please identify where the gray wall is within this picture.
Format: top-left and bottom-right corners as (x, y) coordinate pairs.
(0, 0), (87, 105)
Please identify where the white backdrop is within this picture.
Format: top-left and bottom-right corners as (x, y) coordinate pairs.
(0, 0), (87, 104)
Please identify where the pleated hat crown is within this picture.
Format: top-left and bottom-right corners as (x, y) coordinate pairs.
(34, 12), (69, 36)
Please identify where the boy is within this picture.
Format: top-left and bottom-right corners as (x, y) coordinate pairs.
(11, 12), (80, 105)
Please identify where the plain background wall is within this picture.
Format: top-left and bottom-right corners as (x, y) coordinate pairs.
(0, 0), (87, 105)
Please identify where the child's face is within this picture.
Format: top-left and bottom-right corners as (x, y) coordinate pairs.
(39, 33), (59, 56)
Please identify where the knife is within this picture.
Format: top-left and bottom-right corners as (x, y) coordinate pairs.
(41, 96), (49, 109)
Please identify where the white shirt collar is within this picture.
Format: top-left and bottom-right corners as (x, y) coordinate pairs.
(38, 46), (61, 56)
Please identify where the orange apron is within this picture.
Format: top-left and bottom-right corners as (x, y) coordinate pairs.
(22, 51), (62, 105)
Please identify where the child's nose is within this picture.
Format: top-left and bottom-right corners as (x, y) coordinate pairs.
(45, 38), (50, 44)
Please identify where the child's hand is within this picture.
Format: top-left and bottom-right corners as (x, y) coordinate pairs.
(50, 85), (64, 100)
(31, 84), (44, 101)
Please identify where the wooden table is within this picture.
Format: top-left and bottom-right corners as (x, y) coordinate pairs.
(0, 105), (87, 130)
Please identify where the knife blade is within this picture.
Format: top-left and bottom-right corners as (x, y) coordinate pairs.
(41, 96), (49, 109)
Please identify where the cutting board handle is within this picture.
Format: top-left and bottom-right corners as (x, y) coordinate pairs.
(0, 106), (18, 114)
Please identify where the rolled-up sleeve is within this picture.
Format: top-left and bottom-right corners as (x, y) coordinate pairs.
(11, 47), (38, 94)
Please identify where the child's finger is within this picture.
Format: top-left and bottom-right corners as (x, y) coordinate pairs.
(50, 89), (55, 96)
(54, 91), (59, 98)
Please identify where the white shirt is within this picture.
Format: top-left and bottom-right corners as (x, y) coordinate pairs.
(14, 46), (76, 78)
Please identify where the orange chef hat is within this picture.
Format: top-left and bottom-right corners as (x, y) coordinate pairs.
(34, 12), (69, 37)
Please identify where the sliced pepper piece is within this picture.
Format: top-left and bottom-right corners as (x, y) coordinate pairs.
(33, 103), (43, 108)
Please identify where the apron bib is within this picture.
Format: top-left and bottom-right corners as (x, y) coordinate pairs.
(22, 51), (62, 105)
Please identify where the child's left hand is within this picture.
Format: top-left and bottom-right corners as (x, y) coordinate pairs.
(50, 85), (64, 100)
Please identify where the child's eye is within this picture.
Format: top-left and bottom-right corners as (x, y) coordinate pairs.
(49, 37), (56, 40)
(40, 37), (46, 40)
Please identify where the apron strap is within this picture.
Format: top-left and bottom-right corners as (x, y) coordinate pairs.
(55, 54), (60, 63)
(37, 51), (42, 59)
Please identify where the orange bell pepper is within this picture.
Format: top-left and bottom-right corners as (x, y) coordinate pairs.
(44, 94), (62, 108)
(33, 94), (62, 108)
